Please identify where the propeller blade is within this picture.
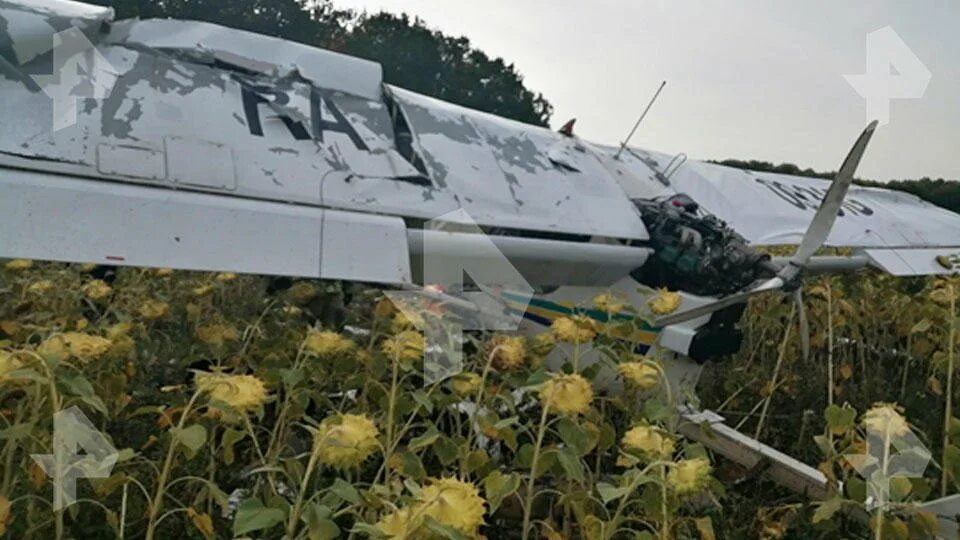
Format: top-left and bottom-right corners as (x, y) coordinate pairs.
(653, 277), (784, 327)
(791, 120), (879, 266)
(795, 288), (810, 362)
(650, 121), (878, 329)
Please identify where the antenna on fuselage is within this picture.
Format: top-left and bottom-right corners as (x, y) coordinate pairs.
(614, 80), (666, 160)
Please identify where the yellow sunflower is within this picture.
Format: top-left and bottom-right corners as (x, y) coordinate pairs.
(192, 285), (214, 297)
(487, 335), (526, 370)
(550, 316), (597, 344)
(592, 293), (627, 315)
(618, 361), (660, 391)
(196, 323), (240, 348)
(648, 290), (682, 315)
(139, 300), (170, 321)
(195, 372), (268, 412)
(0, 351), (24, 386)
(313, 414), (380, 469)
(862, 403), (910, 438)
(26, 280), (54, 294)
(528, 332), (556, 357)
(668, 458), (712, 495)
(81, 280), (113, 301)
(622, 425), (675, 459)
(382, 330), (424, 364)
(376, 507), (415, 538)
(390, 311), (424, 334)
(304, 330), (356, 357)
(451, 372), (483, 396)
(286, 281), (318, 305)
(417, 477), (487, 533)
(4, 259), (33, 271)
(59, 332), (113, 362)
(539, 373), (593, 415)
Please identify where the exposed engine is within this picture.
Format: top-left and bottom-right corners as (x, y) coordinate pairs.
(631, 194), (777, 296)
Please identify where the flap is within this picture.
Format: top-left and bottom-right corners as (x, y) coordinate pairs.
(866, 248), (960, 276)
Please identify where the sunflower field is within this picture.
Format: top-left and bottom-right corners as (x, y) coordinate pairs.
(0, 259), (957, 539)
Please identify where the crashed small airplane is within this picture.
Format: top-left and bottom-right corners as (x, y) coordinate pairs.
(3, 0), (960, 531)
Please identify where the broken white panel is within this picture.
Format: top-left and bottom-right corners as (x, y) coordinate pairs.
(109, 19), (383, 100)
(390, 86), (648, 241)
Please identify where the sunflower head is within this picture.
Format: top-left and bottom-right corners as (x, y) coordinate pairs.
(528, 332), (556, 357)
(196, 323), (240, 348)
(417, 477), (487, 533)
(27, 280), (54, 295)
(487, 335), (526, 370)
(390, 311), (424, 333)
(550, 316), (597, 344)
(304, 330), (356, 357)
(192, 285), (214, 298)
(57, 332), (113, 362)
(286, 282), (318, 305)
(381, 330), (424, 364)
(539, 373), (593, 415)
(195, 372), (268, 412)
(592, 293), (627, 315)
(313, 413), (380, 469)
(622, 425), (675, 459)
(618, 361), (660, 391)
(81, 280), (113, 301)
(215, 272), (238, 282)
(138, 300), (170, 321)
(4, 259), (33, 271)
(0, 351), (24, 386)
(668, 458), (712, 495)
(648, 290), (682, 315)
(450, 372), (483, 396)
(862, 403), (910, 438)
(376, 507), (415, 538)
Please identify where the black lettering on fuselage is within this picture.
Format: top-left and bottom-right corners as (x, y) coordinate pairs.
(754, 177), (875, 217)
(239, 81), (368, 151)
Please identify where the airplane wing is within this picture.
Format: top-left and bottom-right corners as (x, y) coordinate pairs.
(0, 1), (649, 287)
(1, 0), (958, 286)
(599, 143), (960, 276)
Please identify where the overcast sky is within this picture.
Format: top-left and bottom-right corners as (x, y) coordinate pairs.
(332, 0), (959, 181)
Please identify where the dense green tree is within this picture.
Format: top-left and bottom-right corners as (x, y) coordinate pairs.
(87, 0), (552, 126)
(337, 12), (551, 126)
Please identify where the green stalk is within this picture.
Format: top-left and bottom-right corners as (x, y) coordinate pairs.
(286, 449), (321, 539)
(520, 402), (551, 540)
(144, 391), (202, 540)
(383, 349), (401, 486)
(755, 305), (796, 439)
(942, 283), (956, 497)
